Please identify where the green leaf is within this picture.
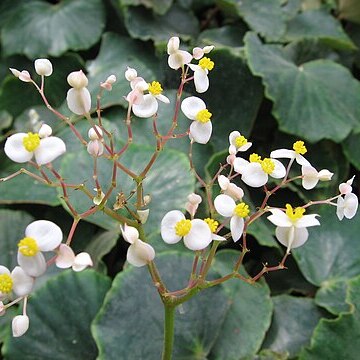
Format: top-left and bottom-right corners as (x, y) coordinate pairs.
(2, 270), (111, 360)
(0, 110), (12, 133)
(86, 32), (159, 109)
(198, 25), (247, 49)
(299, 275), (360, 360)
(1, 0), (105, 58)
(285, 9), (356, 50)
(120, 0), (174, 15)
(315, 279), (350, 315)
(210, 250), (273, 359)
(281, 0), (302, 20)
(342, 131), (360, 170)
(202, 48), (263, 152)
(58, 144), (195, 234)
(217, 0), (286, 41)
(338, 0), (360, 25)
(262, 295), (323, 358)
(123, 4), (199, 45)
(244, 32), (360, 142)
(92, 252), (230, 359)
(293, 206), (360, 286)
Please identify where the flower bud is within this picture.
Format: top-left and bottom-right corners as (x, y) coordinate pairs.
(67, 70), (88, 89)
(137, 209), (150, 224)
(87, 140), (104, 157)
(88, 125), (103, 140)
(318, 169), (333, 181)
(12, 315), (29, 337)
(106, 75), (117, 84)
(38, 124), (52, 138)
(10, 68), (32, 82)
(34, 59), (53, 76)
(167, 37), (180, 54)
(125, 67), (137, 81)
(72, 252), (93, 272)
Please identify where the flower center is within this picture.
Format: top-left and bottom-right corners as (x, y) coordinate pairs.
(293, 140), (307, 155)
(249, 153), (261, 163)
(175, 219), (192, 236)
(235, 135), (247, 148)
(199, 57), (214, 71)
(261, 158), (275, 174)
(234, 202), (250, 218)
(0, 274), (13, 294)
(285, 204), (305, 221)
(204, 218), (218, 233)
(18, 237), (39, 257)
(22, 132), (40, 152)
(148, 81), (163, 96)
(196, 109), (212, 123)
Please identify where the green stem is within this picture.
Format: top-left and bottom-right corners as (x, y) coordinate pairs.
(162, 305), (176, 360)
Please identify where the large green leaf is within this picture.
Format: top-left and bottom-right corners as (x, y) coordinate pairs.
(342, 130), (360, 170)
(2, 270), (111, 360)
(244, 32), (360, 142)
(120, 0), (173, 15)
(92, 252), (230, 359)
(285, 9), (356, 50)
(209, 250), (273, 359)
(300, 275), (360, 360)
(1, 0), (105, 58)
(262, 295), (323, 358)
(293, 206), (360, 286)
(86, 32), (159, 109)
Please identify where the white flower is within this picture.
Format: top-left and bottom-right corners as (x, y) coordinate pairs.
(214, 194), (250, 242)
(185, 193), (202, 217)
(160, 210), (212, 250)
(228, 131), (252, 153)
(192, 45), (214, 60)
(181, 96), (212, 144)
(167, 37), (192, 70)
(188, 56), (214, 93)
(0, 266), (34, 300)
(270, 140), (310, 166)
(34, 59), (53, 76)
(336, 193), (358, 220)
(233, 153), (286, 188)
(66, 70), (91, 115)
(17, 220), (63, 277)
(301, 165), (333, 190)
(218, 175), (244, 200)
(339, 176), (355, 195)
(120, 224), (155, 267)
(56, 244), (93, 272)
(9, 68), (32, 82)
(12, 314), (29, 337)
(4, 125), (66, 165)
(267, 204), (320, 253)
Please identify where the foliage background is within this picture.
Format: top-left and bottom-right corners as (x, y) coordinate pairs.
(0, 0), (360, 359)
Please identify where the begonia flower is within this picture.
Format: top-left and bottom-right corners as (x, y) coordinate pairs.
(185, 193), (202, 218)
(188, 57), (214, 93)
(270, 140), (310, 166)
(167, 37), (192, 70)
(9, 68), (32, 82)
(301, 165), (333, 190)
(0, 266), (34, 300)
(339, 176), (355, 195)
(192, 45), (214, 60)
(66, 70), (91, 115)
(336, 193), (358, 220)
(160, 210), (212, 250)
(228, 131), (252, 153)
(56, 244), (93, 272)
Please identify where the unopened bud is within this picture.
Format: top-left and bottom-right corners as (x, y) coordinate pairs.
(125, 67), (137, 81)
(88, 125), (103, 140)
(12, 315), (29, 337)
(167, 37), (180, 54)
(34, 58), (53, 76)
(318, 169), (333, 181)
(38, 124), (52, 138)
(87, 140), (104, 157)
(67, 70), (88, 89)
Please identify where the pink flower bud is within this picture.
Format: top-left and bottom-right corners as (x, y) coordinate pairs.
(88, 126), (103, 140)
(67, 70), (88, 89)
(87, 140), (104, 157)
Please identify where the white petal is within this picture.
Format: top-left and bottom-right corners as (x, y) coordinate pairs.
(241, 163), (268, 187)
(181, 96), (206, 120)
(25, 220), (63, 251)
(183, 219), (212, 250)
(318, 169), (333, 181)
(194, 69), (209, 93)
(132, 94), (158, 118)
(167, 37), (180, 54)
(11, 266), (34, 297)
(12, 315), (29, 337)
(214, 194), (236, 217)
(0, 266), (10, 275)
(55, 244), (75, 269)
(295, 214), (320, 228)
(240, 142), (252, 152)
(270, 149), (295, 159)
(212, 234), (226, 241)
(120, 224), (139, 244)
(190, 121), (212, 144)
(160, 210), (184, 244)
(17, 252), (46, 277)
(229, 131), (240, 145)
(230, 216), (244, 242)
(127, 240), (155, 267)
(178, 50), (192, 65)
(344, 193), (358, 219)
(267, 209), (292, 227)
(276, 226), (309, 250)
(336, 196), (345, 220)
(168, 53), (183, 70)
(156, 94), (170, 104)
(66, 88), (91, 115)
(270, 159), (286, 179)
(4, 133), (33, 163)
(233, 157), (249, 174)
(224, 183), (244, 201)
(295, 154), (311, 166)
(218, 175), (230, 190)
(34, 59), (53, 76)
(302, 165), (319, 190)
(34, 136), (66, 165)
(72, 252), (93, 271)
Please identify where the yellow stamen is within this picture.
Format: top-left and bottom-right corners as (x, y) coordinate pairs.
(196, 109), (212, 123)
(204, 218), (218, 233)
(22, 132), (40, 152)
(285, 204), (305, 221)
(148, 81), (163, 96)
(234, 202), (250, 218)
(18, 237), (39, 257)
(235, 135), (248, 148)
(0, 274), (13, 294)
(175, 219), (192, 237)
(261, 158), (275, 174)
(249, 153), (261, 163)
(199, 57), (214, 71)
(293, 140), (307, 155)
